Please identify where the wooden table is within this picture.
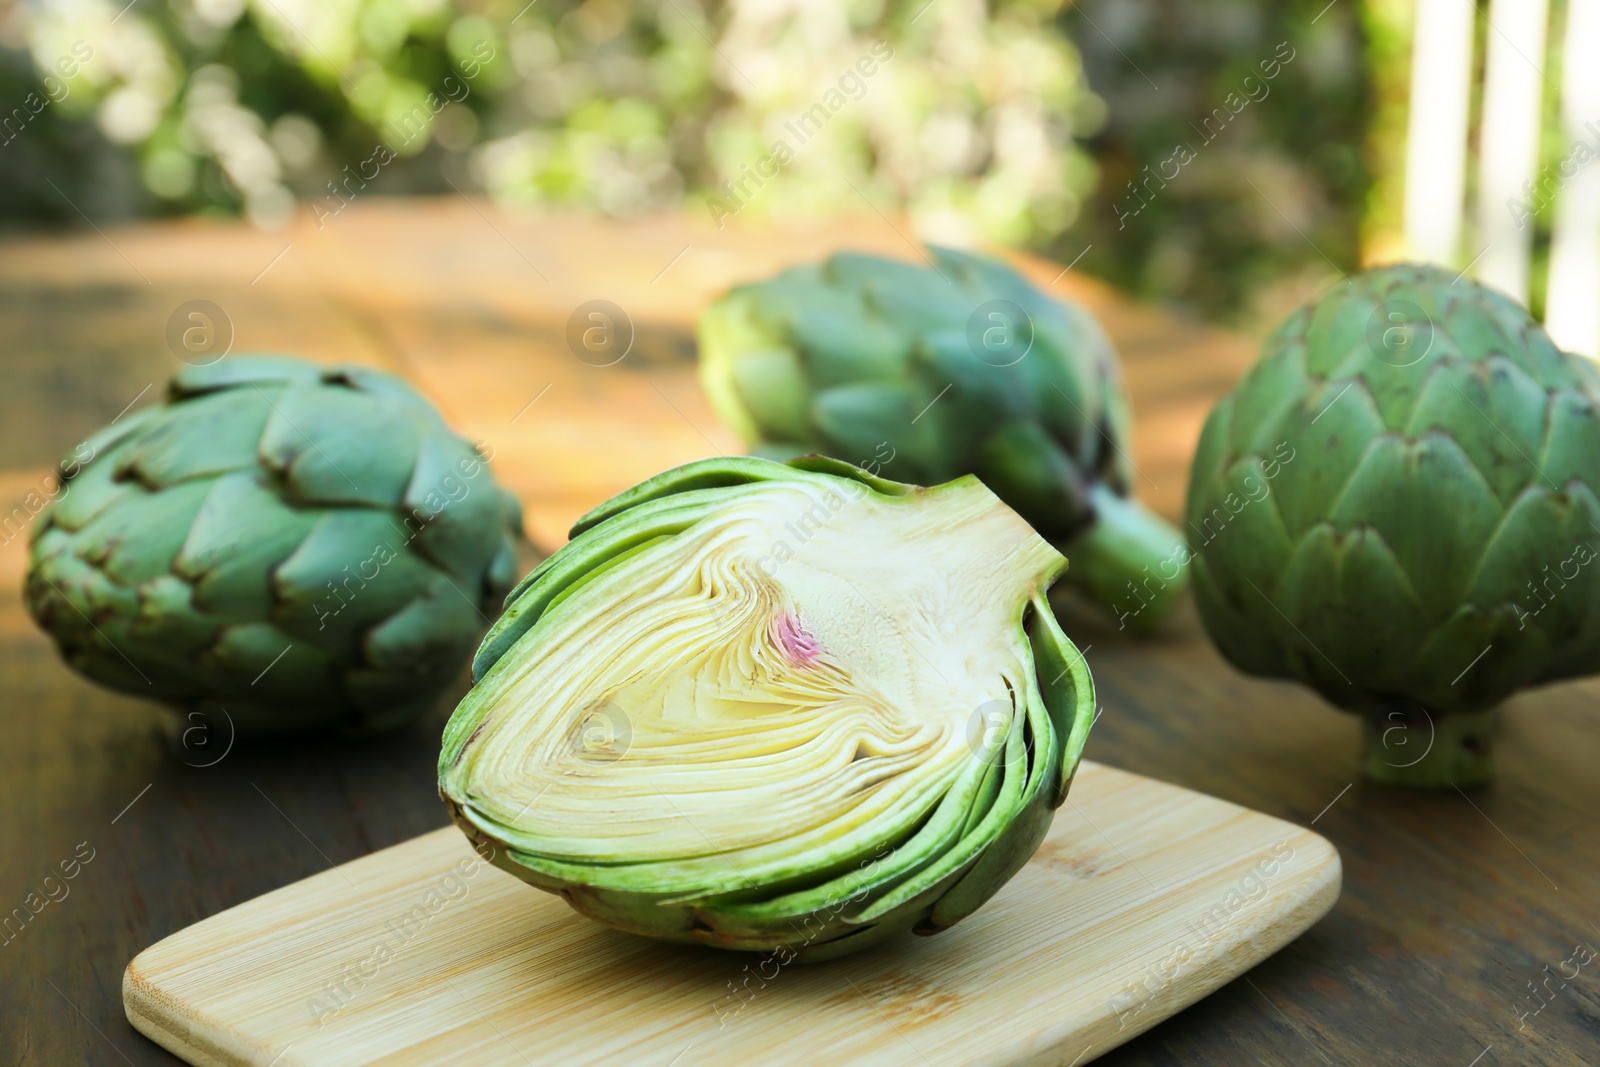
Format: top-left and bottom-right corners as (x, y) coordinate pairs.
(1, 200), (1594, 1066)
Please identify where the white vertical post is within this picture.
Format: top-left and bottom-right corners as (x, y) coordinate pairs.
(1545, 0), (1600, 358)
(1404, 0), (1477, 266)
(1474, 0), (1550, 303)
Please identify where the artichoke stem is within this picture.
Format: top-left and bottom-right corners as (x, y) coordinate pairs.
(1361, 705), (1497, 789)
(1061, 484), (1188, 634)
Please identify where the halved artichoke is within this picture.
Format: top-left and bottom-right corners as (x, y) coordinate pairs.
(439, 456), (1095, 959)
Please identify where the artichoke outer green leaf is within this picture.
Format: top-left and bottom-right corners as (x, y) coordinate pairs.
(830, 250), (944, 295)
(114, 388), (271, 488)
(131, 575), (218, 654)
(788, 302), (907, 387)
(1328, 431), (1503, 614)
(171, 355), (323, 395)
(569, 454), (788, 534)
(783, 454), (915, 497)
(1266, 378), (1384, 541)
(35, 448), (135, 536)
(1028, 591), (1097, 806)
(262, 382), (422, 508)
(67, 405), (162, 479)
(699, 293), (805, 443)
(76, 481), (212, 587)
(24, 354), (525, 735)
(730, 348), (813, 443)
(207, 623), (311, 683)
(1404, 356), (1551, 507)
(272, 511), (437, 648)
(839, 258), (959, 326)
(177, 473), (317, 622)
(809, 382), (935, 480)
(1186, 263), (1600, 787)
(1466, 482), (1600, 651)
(1541, 390), (1600, 489)
(1282, 524), (1431, 701)
(402, 432), (511, 582)
(439, 457), (1096, 958)
(1188, 455), (1297, 594)
(974, 422), (1088, 538)
(1225, 337), (1315, 459)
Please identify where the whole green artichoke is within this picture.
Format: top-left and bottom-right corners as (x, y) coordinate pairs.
(26, 356), (524, 734)
(1187, 264), (1600, 787)
(440, 456), (1095, 960)
(698, 247), (1186, 632)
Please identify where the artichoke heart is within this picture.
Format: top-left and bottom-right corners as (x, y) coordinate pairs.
(439, 457), (1095, 959)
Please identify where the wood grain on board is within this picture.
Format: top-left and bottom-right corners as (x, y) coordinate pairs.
(123, 763), (1340, 1067)
(1, 201), (1595, 1066)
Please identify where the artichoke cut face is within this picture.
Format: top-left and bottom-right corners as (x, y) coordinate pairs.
(441, 466), (1077, 925)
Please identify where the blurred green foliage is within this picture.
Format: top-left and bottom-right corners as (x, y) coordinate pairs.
(0, 0), (1381, 319)
(1, 0), (1099, 243)
(1063, 0), (1373, 321)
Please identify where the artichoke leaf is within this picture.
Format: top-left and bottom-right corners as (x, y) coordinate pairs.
(1405, 355), (1551, 508)
(1027, 589), (1096, 806)
(74, 480), (210, 586)
(273, 509), (441, 649)
(36, 447), (139, 536)
(1267, 377), (1384, 540)
(403, 432), (510, 583)
(263, 382), (424, 509)
(177, 473), (317, 620)
(114, 388), (270, 487)
(171, 354), (323, 396)
(1329, 432), (1503, 614)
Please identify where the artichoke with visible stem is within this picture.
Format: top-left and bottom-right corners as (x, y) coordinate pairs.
(439, 456), (1095, 960)
(698, 247), (1186, 633)
(1186, 264), (1600, 788)
(26, 356), (524, 735)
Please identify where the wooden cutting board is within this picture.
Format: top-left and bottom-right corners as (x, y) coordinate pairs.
(123, 761), (1340, 1066)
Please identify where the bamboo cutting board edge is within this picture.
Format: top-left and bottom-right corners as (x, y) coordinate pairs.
(122, 761), (1342, 1067)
